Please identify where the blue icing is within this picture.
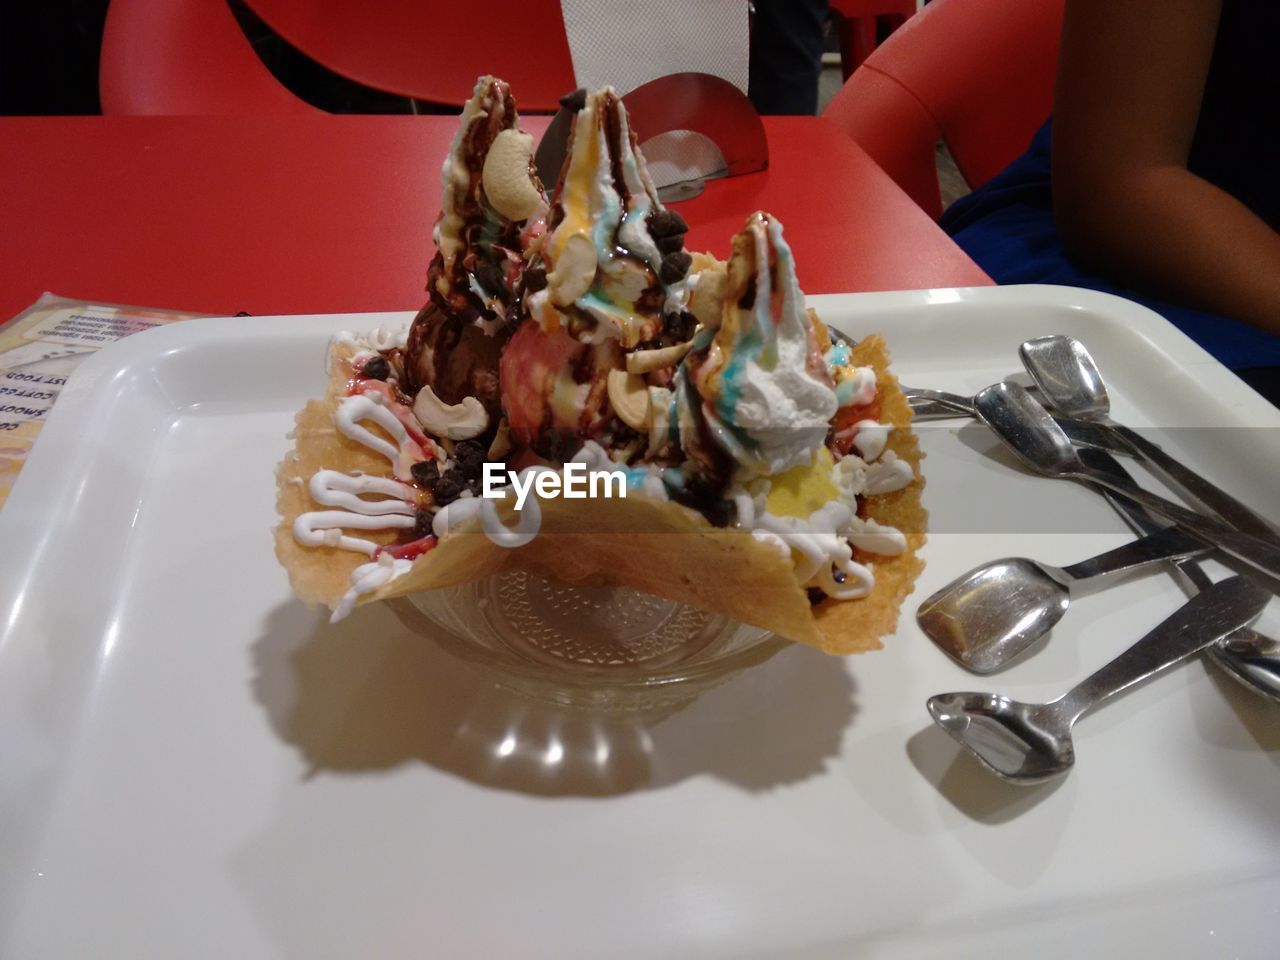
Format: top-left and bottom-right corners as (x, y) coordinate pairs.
(825, 343), (851, 367)
(579, 288), (628, 319)
(599, 461), (655, 491)
(589, 187), (621, 269)
(835, 379), (856, 407)
(715, 349), (749, 425)
(664, 217), (823, 473)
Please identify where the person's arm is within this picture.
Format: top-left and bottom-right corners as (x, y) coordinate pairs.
(1053, 0), (1280, 334)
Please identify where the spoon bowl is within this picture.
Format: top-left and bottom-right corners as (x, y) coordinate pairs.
(927, 576), (1269, 784)
(918, 559), (1071, 674)
(1020, 335), (1109, 418)
(1022, 335), (1280, 540)
(917, 525), (1208, 674)
(927, 693), (1073, 782)
(972, 381), (1083, 474)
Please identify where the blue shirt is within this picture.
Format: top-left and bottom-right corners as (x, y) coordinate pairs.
(940, 0), (1279, 372)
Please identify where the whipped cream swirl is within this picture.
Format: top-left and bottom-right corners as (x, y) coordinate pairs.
(678, 213), (837, 479)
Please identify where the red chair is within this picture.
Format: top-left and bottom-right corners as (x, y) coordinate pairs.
(822, 0), (1063, 219)
(241, 0), (576, 110)
(828, 0), (917, 79)
(102, 0), (576, 115)
(100, 0), (320, 115)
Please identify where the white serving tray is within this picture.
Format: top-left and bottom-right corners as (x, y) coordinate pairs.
(1, 285), (1277, 958)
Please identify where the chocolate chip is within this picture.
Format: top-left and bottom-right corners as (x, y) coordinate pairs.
(475, 261), (509, 302)
(361, 355), (391, 380)
(457, 460), (483, 481)
(667, 310), (697, 343)
(647, 209), (688, 239)
(666, 474), (733, 527)
(414, 508), (435, 539)
(433, 473), (464, 505)
(659, 250), (692, 284)
(700, 498), (733, 528)
(656, 234), (685, 255)
(411, 460), (440, 487)
(455, 439), (485, 463)
(559, 88), (587, 112)
(523, 267), (547, 293)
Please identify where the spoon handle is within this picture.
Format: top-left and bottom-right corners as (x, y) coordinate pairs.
(1058, 576), (1271, 723)
(1058, 525), (1210, 582)
(909, 397), (973, 421)
(1108, 423), (1280, 542)
(1077, 463), (1280, 583)
(1084, 449), (1280, 702)
(904, 388), (974, 416)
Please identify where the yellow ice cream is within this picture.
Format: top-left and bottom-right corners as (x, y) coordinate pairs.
(765, 447), (840, 519)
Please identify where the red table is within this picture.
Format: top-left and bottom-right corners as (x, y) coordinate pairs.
(0, 115), (988, 321)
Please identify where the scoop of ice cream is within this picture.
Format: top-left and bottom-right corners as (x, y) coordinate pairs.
(406, 75), (547, 410)
(499, 317), (621, 457)
(403, 301), (504, 420)
(496, 88), (699, 456)
(766, 446), (840, 519)
(678, 212), (837, 480)
(530, 88), (693, 350)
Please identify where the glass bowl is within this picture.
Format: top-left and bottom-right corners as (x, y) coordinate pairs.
(387, 570), (789, 711)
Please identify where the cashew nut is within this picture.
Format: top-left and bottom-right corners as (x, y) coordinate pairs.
(548, 232), (598, 306)
(607, 369), (650, 431)
(599, 256), (652, 305)
(626, 339), (693, 375)
(482, 129), (544, 222)
(413, 385), (489, 440)
(688, 266), (726, 329)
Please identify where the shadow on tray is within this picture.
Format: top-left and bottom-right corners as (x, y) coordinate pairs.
(252, 599), (856, 797)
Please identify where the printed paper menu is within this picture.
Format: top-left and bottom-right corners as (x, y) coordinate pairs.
(0, 294), (214, 509)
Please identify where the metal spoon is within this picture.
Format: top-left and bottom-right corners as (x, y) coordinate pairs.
(927, 575), (1270, 783)
(972, 381), (1280, 582)
(903, 386), (979, 419)
(1017, 337), (1280, 703)
(1081, 447), (1280, 702)
(1021, 335), (1280, 539)
(918, 526), (1210, 674)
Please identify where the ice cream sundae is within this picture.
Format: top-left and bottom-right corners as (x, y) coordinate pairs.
(275, 77), (925, 654)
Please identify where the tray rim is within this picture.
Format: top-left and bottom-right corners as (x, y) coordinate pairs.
(1, 282), (1277, 957)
